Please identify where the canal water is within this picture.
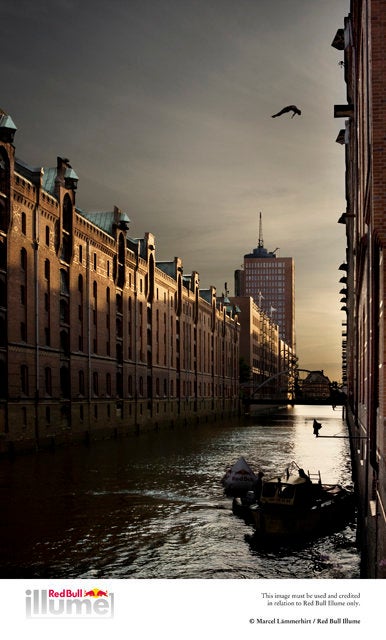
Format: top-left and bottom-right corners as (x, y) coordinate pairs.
(0, 405), (360, 580)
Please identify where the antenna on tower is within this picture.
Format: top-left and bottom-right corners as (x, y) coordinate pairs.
(258, 211), (264, 248)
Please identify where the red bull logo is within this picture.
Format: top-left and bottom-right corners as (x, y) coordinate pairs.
(233, 469), (253, 476)
(84, 588), (109, 597)
(26, 588), (114, 619)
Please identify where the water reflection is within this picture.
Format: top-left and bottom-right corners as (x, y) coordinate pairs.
(0, 405), (360, 579)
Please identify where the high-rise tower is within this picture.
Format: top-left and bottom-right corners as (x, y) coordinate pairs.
(235, 213), (295, 349)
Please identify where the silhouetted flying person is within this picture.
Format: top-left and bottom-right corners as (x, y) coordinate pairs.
(272, 105), (302, 118)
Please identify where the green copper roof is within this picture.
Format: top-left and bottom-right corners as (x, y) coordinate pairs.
(157, 261), (177, 279)
(42, 166), (79, 194)
(64, 167), (79, 181)
(200, 289), (212, 303)
(42, 167), (57, 195)
(0, 113), (17, 131)
(82, 211), (130, 236)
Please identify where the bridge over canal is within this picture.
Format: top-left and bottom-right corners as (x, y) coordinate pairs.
(241, 369), (344, 407)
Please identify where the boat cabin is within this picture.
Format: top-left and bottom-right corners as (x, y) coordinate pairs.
(260, 474), (317, 507)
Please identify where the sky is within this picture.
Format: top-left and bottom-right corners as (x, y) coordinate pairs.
(1, 0), (349, 382)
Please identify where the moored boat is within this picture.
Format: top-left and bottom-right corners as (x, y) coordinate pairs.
(232, 461), (355, 543)
(221, 456), (257, 496)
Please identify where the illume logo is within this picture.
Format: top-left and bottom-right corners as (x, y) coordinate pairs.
(25, 588), (114, 619)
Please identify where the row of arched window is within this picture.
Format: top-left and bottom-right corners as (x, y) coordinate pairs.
(18, 364), (221, 400)
(19, 365), (70, 398)
(16, 249), (233, 376)
(0, 149), (9, 232)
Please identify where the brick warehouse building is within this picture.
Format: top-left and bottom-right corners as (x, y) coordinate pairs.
(0, 111), (240, 453)
(332, 0), (386, 578)
(230, 295), (296, 403)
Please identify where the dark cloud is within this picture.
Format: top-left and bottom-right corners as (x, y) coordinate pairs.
(1, 0), (349, 380)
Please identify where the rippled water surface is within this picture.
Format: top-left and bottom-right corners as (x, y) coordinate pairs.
(0, 405), (360, 579)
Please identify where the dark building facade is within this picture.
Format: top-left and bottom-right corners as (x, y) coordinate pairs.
(0, 111), (240, 454)
(332, 0), (386, 578)
(300, 370), (331, 402)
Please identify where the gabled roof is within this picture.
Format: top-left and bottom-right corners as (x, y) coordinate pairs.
(82, 210), (130, 236)
(127, 237), (147, 259)
(200, 289), (212, 304)
(157, 261), (177, 278)
(15, 158), (43, 184)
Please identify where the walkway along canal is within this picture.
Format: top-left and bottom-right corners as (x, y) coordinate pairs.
(0, 405), (360, 579)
